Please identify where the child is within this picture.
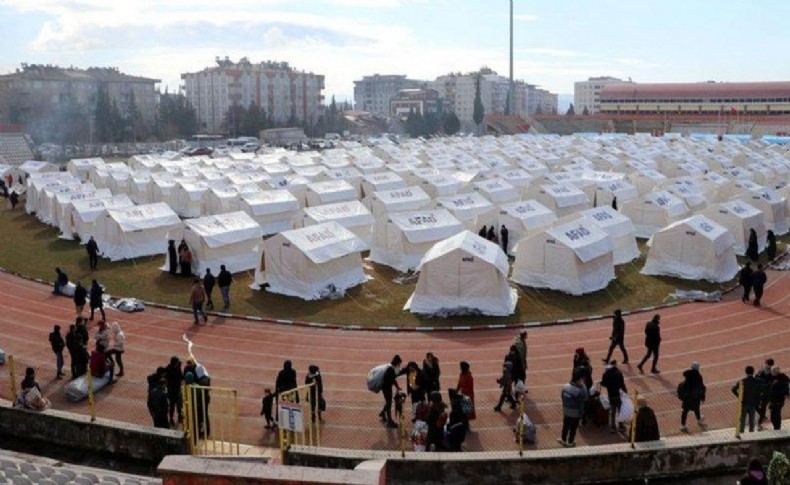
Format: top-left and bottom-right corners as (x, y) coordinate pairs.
(261, 388), (275, 430)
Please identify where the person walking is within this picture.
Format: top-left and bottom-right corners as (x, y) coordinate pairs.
(86, 236), (100, 271)
(456, 361), (476, 426)
(558, 368), (589, 448)
(512, 330), (528, 390)
(600, 360), (627, 433)
(752, 264), (767, 307)
(167, 240), (178, 275)
(147, 374), (171, 429)
(203, 268), (216, 311)
(89, 279), (106, 321)
(65, 324), (79, 379)
(746, 228), (759, 262)
(73, 281), (87, 318)
(637, 314), (661, 374)
(634, 396), (660, 442)
(165, 356), (184, 426)
(48, 325), (66, 380)
(422, 352), (441, 394)
(379, 355), (403, 429)
(732, 365), (764, 434)
(305, 364), (324, 423)
(189, 277), (208, 325)
(494, 359), (516, 412)
(766, 230), (777, 261)
(756, 358), (775, 430)
(768, 366), (790, 430)
(739, 261), (754, 303)
(217, 265), (233, 310)
(603, 309), (629, 364)
(53, 267), (68, 295)
(500, 225), (509, 254)
(679, 362), (706, 433)
(9, 190), (18, 210)
(107, 322), (125, 377)
(276, 360), (299, 406)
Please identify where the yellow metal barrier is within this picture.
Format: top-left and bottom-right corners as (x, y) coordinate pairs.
(517, 396), (525, 456)
(630, 389), (639, 449)
(182, 383), (240, 455)
(277, 382), (320, 454)
(8, 355), (17, 401)
(86, 370), (96, 422)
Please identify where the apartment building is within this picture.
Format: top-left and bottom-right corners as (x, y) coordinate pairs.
(574, 76), (631, 114)
(182, 57), (325, 134)
(431, 68), (533, 123)
(353, 74), (425, 116)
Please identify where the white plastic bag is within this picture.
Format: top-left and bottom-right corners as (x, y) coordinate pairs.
(599, 393), (610, 411)
(616, 392), (633, 423)
(65, 372), (112, 402)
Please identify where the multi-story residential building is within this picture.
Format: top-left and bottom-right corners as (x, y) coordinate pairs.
(574, 76), (631, 114)
(353, 74), (424, 116)
(182, 56), (325, 134)
(0, 63), (159, 127)
(527, 86), (558, 115)
(431, 68), (532, 123)
(390, 88), (440, 121)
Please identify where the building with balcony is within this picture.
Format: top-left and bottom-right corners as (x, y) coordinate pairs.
(182, 57), (325, 134)
(353, 74), (425, 116)
(390, 88), (440, 121)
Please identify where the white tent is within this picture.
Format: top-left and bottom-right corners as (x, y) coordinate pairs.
(497, 168), (534, 197)
(369, 209), (464, 273)
(404, 230), (517, 316)
(367, 186), (432, 217)
(254, 221), (369, 300)
(530, 183), (591, 218)
(628, 169), (668, 196)
(594, 180), (638, 209)
(304, 180), (357, 207)
(66, 158), (106, 181)
(128, 171), (153, 204)
(420, 173), (463, 198)
(641, 215), (738, 283)
(172, 180), (212, 218)
(0, 164), (24, 186)
(146, 173), (181, 209)
(202, 184), (262, 216)
(325, 167), (364, 197)
(497, 199), (558, 255)
(701, 199), (766, 256)
(511, 218), (615, 295)
(53, 188), (112, 233)
(94, 202), (182, 261)
(19, 160), (58, 184)
(64, 195), (135, 241)
(435, 192), (498, 232)
(361, 171), (406, 198)
(38, 183), (95, 225)
(301, 200), (375, 245)
(238, 190), (301, 235)
(737, 188), (789, 235)
(473, 178), (520, 204)
(166, 211), (263, 275)
(621, 190), (690, 238)
(25, 174), (80, 214)
(575, 206), (640, 265)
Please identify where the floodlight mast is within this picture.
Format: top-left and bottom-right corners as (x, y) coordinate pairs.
(509, 0), (514, 115)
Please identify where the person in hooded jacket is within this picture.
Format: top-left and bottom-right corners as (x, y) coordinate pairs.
(165, 356), (183, 426)
(600, 360), (627, 433)
(768, 366), (790, 430)
(89, 279), (106, 321)
(766, 230), (777, 261)
(167, 240), (178, 275)
(739, 457), (768, 485)
(379, 355), (404, 429)
(746, 228), (759, 262)
(679, 362), (706, 433)
(445, 388), (467, 451)
(739, 261), (754, 303)
(73, 281), (87, 317)
(305, 364), (324, 422)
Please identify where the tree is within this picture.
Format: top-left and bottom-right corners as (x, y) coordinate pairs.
(47, 95), (89, 145)
(566, 103), (575, 116)
(157, 92), (197, 139)
(443, 111), (461, 136)
(241, 102), (267, 137)
(472, 75), (485, 131)
(582, 106), (590, 116)
(405, 108), (425, 138)
(222, 103), (246, 137)
(423, 112), (441, 137)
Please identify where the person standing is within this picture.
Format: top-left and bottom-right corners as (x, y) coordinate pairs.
(486, 225), (497, 243)
(752, 264), (767, 307)
(633, 396), (660, 442)
(679, 362), (706, 433)
(756, 358), (775, 430)
(456, 361), (476, 425)
(167, 240), (178, 275)
(732, 365), (764, 434)
(600, 360), (627, 433)
(73, 281), (87, 318)
(305, 364), (324, 423)
(53, 267), (69, 295)
(86, 236), (99, 271)
(422, 352), (441, 394)
(89, 279), (106, 321)
(558, 369), (589, 448)
(181, 245), (193, 278)
(189, 277), (208, 325)
(500, 225), (509, 254)
(9, 190), (18, 210)
(217, 265), (233, 310)
(637, 315), (661, 374)
(275, 360), (299, 404)
(65, 324), (80, 379)
(148, 374), (170, 429)
(107, 322), (125, 377)
(512, 330), (528, 390)
(48, 325), (66, 380)
(379, 355), (403, 429)
(405, 361), (427, 419)
(203, 268), (216, 311)
(768, 366), (789, 430)
(165, 356), (184, 426)
(739, 261), (754, 303)
(766, 230), (777, 261)
(478, 225), (487, 239)
(603, 309), (629, 364)
(746, 228), (759, 262)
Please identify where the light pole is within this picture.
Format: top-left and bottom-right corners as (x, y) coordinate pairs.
(508, 0), (514, 116)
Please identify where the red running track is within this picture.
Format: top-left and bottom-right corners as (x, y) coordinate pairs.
(0, 269), (789, 452)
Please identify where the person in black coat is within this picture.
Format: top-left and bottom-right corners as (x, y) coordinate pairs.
(53, 267), (69, 295)
(766, 230), (777, 261)
(165, 356), (184, 426)
(276, 359), (298, 401)
(739, 261), (754, 303)
(478, 225), (487, 238)
(73, 281), (87, 317)
(486, 225), (497, 243)
(203, 269), (216, 310)
(305, 364), (324, 422)
(85, 236), (99, 271)
(500, 225), (509, 254)
(603, 309), (629, 364)
(89, 279), (106, 321)
(634, 397), (660, 442)
(65, 324), (80, 379)
(380, 355), (404, 428)
(167, 240), (178, 275)
(679, 362), (706, 432)
(422, 352), (441, 394)
(600, 361), (627, 432)
(746, 228), (759, 262)
(406, 361), (427, 413)
(637, 314), (662, 374)
(732, 365), (765, 433)
(752, 264), (767, 307)
(49, 325), (66, 380)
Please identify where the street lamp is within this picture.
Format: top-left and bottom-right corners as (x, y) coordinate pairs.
(508, 0), (514, 116)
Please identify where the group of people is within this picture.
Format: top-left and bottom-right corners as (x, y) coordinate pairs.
(739, 261), (769, 306)
(259, 360), (325, 430)
(494, 331), (528, 411)
(478, 224), (509, 254)
(188, 265), (233, 324)
(0, 176), (20, 210)
(168, 239), (194, 278)
(377, 353), (476, 452)
(50, 318), (124, 382)
(745, 228), (778, 263)
(146, 357), (211, 431)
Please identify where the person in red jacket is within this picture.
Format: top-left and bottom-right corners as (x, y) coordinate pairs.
(456, 361), (476, 425)
(89, 343), (112, 380)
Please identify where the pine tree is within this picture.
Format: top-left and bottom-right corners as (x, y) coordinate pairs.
(566, 103), (575, 116)
(443, 111), (461, 135)
(473, 75), (485, 132)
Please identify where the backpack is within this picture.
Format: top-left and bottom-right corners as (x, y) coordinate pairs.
(367, 364), (390, 393)
(677, 381), (689, 401)
(459, 395), (474, 417)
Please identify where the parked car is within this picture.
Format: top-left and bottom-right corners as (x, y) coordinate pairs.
(184, 146), (214, 156)
(241, 142), (260, 153)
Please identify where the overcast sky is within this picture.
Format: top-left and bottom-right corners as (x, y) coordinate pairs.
(2, 0), (789, 102)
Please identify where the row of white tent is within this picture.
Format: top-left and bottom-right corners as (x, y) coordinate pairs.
(18, 133), (790, 315)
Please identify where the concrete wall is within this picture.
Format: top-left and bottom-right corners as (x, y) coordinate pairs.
(0, 398), (188, 464)
(287, 428), (790, 484)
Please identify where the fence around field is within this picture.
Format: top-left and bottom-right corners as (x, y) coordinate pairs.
(0, 353), (775, 454)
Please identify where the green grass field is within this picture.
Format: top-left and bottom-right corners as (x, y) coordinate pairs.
(0, 205), (757, 328)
